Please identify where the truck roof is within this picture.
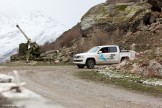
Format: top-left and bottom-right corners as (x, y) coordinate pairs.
(98, 45), (118, 48)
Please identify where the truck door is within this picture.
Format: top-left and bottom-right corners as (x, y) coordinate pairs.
(97, 47), (110, 64)
(107, 47), (119, 63)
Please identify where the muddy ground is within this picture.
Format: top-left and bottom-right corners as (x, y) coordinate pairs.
(0, 65), (162, 108)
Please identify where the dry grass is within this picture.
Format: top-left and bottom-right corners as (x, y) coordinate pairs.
(75, 71), (162, 97)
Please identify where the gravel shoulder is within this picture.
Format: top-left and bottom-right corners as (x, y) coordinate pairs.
(0, 66), (162, 108)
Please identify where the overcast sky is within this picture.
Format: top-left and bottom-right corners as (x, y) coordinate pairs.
(0, 0), (106, 29)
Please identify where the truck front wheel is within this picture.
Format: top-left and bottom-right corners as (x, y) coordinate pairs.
(86, 59), (95, 69)
(77, 64), (85, 69)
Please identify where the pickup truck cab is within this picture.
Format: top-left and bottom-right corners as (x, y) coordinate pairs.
(73, 45), (135, 69)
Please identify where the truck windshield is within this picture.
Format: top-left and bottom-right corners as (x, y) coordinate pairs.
(87, 47), (99, 53)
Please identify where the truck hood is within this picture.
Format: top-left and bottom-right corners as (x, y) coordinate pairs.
(75, 52), (94, 56)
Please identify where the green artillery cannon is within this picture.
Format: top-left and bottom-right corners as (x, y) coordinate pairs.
(14, 25), (41, 62)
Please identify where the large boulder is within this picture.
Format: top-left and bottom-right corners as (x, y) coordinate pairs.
(81, 2), (151, 31)
(106, 0), (142, 4)
(148, 60), (162, 77)
(79, 1), (152, 51)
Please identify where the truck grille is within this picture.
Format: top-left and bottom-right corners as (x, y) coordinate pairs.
(73, 60), (83, 62)
(74, 56), (80, 59)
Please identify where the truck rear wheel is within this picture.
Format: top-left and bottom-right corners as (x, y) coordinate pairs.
(120, 57), (129, 63)
(86, 59), (95, 69)
(77, 65), (85, 69)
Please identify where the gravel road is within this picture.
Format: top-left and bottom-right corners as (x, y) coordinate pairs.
(0, 66), (162, 108)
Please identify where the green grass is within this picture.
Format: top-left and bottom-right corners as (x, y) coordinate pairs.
(75, 71), (162, 97)
(117, 5), (128, 11)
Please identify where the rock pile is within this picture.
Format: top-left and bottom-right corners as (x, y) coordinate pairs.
(131, 60), (162, 78)
(39, 47), (75, 64)
(40, 50), (59, 61)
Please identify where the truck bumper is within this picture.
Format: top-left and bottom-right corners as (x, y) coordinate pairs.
(73, 58), (86, 65)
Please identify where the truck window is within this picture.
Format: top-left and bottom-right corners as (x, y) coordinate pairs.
(87, 46), (100, 53)
(108, 47), (117, 53)
(100, 47), (108, 53)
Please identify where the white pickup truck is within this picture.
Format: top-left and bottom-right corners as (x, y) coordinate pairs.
(73, 45), (135, 69)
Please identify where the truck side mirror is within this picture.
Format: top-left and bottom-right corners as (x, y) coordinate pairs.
(98, 51), (102, 54)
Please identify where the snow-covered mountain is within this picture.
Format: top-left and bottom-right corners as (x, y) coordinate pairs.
(0, 11), (67, 62)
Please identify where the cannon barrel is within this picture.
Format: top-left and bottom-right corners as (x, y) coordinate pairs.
(16, 25), (32, 43)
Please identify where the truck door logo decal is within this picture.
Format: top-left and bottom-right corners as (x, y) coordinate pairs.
(99, 54), (107, 61)
(110, 54), (115, 60)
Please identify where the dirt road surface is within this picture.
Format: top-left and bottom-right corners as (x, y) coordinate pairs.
(0, 66), (162, 108)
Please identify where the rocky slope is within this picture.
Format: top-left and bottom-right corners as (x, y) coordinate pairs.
(42, 0), (162, 78)
(80, 1), (152, 49)
(80, 0), (162, 78)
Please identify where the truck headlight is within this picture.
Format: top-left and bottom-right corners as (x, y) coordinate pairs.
(73, 55), (84, 59)
(78, 56), (84, 59)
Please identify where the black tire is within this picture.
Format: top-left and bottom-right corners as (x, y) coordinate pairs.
(77, 64), (85, 69)
(86, 59), (95, 69)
